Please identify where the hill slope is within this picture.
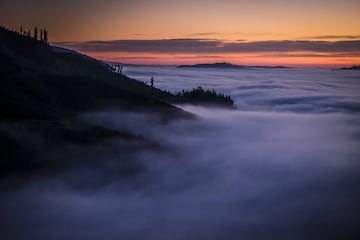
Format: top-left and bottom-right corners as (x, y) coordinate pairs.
(0, 26), (192, 178)
(0, 26), (191, 121)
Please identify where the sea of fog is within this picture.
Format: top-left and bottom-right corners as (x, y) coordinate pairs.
(1, 66), (360, 239)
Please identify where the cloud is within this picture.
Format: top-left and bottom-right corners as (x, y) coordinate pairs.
(256, 52), (360, 58)
(57, 39), (360, 57)
(305, 35), (360, 40)
(188, 32), (217, 37)
(58, 39), (222, 53)
(1, 105), (360, 239)
(2, 67), (360, 239)
(223, 40), (360, 54)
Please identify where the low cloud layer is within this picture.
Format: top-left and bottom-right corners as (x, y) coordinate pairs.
(1, 68), (360, 239)
(126, 66), (360, 113)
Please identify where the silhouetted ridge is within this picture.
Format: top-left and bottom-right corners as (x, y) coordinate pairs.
(0, 25), (195, 121)
(0, 25), (194, 177)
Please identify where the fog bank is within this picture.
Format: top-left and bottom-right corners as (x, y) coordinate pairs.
(1, 67), (360, 239)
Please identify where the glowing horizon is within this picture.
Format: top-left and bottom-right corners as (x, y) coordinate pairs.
(57, 38), (360, 67)
(79, 51), (360, 68)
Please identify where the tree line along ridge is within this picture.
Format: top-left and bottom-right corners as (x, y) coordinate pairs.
(1, 25), (48, 43)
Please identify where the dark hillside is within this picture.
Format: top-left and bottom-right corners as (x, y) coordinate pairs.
(0, 26), (190, 120)
(0, 26), (191, 178)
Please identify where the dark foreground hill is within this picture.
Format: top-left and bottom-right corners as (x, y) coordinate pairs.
(0, 27), (193, 121)
(0, 26), (195, 179)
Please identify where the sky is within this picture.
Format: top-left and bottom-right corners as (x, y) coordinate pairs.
(1, 0), (360, 66)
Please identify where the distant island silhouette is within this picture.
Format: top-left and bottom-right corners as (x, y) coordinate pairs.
(339, 65), (360, 70)
(178, 62), (288, 69)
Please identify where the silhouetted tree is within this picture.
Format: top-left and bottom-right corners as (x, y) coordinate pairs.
(34, 27), (38, 39)
(28, 29), (31, 37)
(150, 76), (154, 87)
(176, 86), (234, 106)
(40, 29), (43, 41)
(43, 29), (48, 43)
(20, 25), (23, 35)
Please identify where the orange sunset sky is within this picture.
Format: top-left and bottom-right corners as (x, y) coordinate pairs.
(1, 0), (360, 67)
